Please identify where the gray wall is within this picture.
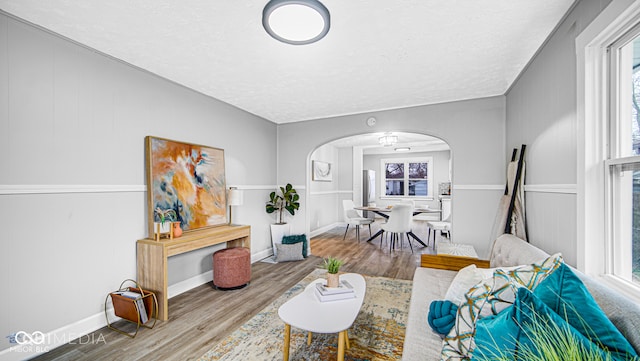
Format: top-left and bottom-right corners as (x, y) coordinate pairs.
(505, 0), (612, 266)
(278, 96), (507, 259)
(0, 14), (277, 352)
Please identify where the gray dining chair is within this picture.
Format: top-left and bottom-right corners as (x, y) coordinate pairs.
(342, 199), (374, 241)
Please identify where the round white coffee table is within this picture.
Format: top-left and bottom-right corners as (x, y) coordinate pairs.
(278, 273), (366, 361)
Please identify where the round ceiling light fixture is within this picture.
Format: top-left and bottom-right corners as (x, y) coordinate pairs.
(263, 0), (330, 45)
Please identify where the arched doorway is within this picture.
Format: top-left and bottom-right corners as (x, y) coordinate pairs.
(306, 132), (452, 244)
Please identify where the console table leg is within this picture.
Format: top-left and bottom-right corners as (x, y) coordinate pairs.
(283, 324), (291, 361)
(137, 242), (168, 320)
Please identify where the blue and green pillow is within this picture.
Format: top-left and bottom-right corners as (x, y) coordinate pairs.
(473, 263), (638, 360)
(473, 287), (613, 360)
(533, 262), (637, 359)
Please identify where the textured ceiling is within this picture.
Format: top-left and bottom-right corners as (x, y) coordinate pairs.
(0, 0), (575, 124)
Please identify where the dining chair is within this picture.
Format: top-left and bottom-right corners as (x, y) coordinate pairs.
(342, 199), (374, 241)
(379, 203), (414, 253)
(426, 215), (451, 245)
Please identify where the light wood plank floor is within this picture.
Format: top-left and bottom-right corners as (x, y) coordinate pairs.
(34, 221), (440, 361)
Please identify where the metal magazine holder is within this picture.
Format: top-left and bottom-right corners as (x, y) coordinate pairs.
(104, 279), (158, 338)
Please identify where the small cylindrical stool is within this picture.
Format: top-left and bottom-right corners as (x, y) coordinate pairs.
(213, 247), (251, 290)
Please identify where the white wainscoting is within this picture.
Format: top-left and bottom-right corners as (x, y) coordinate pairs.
(523, 184), (577, 194)
(0, 185), (146, 194)
(452, 184), (577, 194)
(0, 184), (306, 195)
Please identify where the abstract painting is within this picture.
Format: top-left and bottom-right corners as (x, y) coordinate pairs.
(312, 160), (332, 181)
(146, 136), (227, 237)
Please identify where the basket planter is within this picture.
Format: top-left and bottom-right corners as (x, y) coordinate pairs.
(326, 273), (340, 288)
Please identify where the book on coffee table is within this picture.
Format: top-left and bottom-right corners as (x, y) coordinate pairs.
(314, 288), (357, 302)
(315, 280), (354, 295)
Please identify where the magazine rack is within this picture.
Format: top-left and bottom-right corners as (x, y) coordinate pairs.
(105, 279), (158, 338)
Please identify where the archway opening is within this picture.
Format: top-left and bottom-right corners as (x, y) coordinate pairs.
(307, 131), (453, 247)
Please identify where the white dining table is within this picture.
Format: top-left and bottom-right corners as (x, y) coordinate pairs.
(355, 206), (441, 247)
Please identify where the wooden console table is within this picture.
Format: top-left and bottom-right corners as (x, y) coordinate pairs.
(137, 224), (251, 321)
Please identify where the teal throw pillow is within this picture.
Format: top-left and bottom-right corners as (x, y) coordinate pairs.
(534, 263), (638, 359)
(473, 288), (612, 360)
(281, 234), (307, 258)
(428, 300), (458, 335)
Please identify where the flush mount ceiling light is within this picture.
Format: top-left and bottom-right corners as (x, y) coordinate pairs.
(394, 147), (411, 152)
(262, 0), (330, 45)
(379, 133), (398, 147)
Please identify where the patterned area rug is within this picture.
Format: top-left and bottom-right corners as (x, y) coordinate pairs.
(199, 268), (412, 361)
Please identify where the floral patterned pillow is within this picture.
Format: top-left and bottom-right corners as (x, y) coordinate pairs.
(440, 253), (563, 360)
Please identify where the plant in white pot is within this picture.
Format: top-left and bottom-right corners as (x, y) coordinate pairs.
(154, 207), (177, 240)
(266, 183), (300, 257)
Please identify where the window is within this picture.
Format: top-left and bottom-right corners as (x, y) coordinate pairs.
(607, 27), (640, 285)
(381, 157), (433, 198)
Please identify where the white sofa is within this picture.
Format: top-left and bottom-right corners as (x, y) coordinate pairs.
(402, 234), (640, 360)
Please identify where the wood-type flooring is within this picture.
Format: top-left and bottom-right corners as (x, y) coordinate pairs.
(33, 221), (440, 361)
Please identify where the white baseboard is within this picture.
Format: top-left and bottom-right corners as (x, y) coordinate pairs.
(167, 272), (213, 298)
(0, 251), (269, 360)
(0, 310), (111, 361)
(309, 222), (340, 238)
(251, 248), (274, 262)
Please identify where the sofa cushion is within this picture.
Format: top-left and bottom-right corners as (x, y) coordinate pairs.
(489, 234), (549, 268)
(441, 253), (563, 360)
(473, 288), (612, 360)
(534, 262), (637, 359)
(402, 267), (457, 361)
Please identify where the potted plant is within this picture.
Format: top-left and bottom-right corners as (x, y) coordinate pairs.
(154, 207), (177, 239)
(265, 183), (300, 224)
(323, 257), (344, 288)
(266, 183), (300, 257)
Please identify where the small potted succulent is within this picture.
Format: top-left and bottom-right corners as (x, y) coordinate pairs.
(154, 207), (177, 239)
(323, 257), (344, 288)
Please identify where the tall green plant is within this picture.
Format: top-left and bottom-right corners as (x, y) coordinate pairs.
(265, 183), (300, 224)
